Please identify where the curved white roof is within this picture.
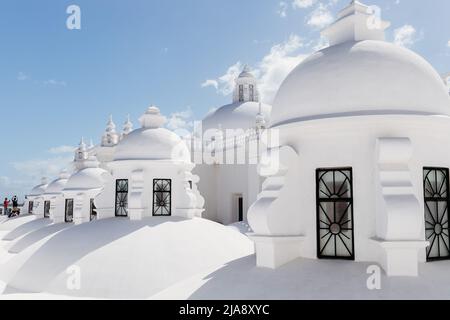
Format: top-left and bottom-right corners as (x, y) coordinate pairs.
(114, 106), (190, 162)
(271, 40), (450, 127)
(64, 168), (107, 191)
(45, 172), (70, 195)
(202, 101), (272, 131)
(29, 180), (48, 197)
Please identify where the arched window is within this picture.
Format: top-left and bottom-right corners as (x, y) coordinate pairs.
(239, 85), (244, 102)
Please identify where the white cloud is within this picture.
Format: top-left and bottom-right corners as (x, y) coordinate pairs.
(17, 72), (30, 81)
(306, 3), (334, 29)
(201, 62), (242, 96)
(277, 2), (288, 18)
(394, 24), (418, 48)
(166, 106), (195, 132)
(201, 79), (219, 90)
(447, 40), (450, 48)
(201, 35), (310, 105)
(48, 145), (76, 154)
(12, 156), (73, 181)
(257, 35), (308, 103)
(44, 79), (67, 87)
(293, 0), (316, 9)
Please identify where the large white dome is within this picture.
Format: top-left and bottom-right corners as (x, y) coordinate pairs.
(203, 101), (271, 131)
(29, 179), (48, 197)
(113, 106), (190, 162)
(44, 171), (70, 195)
(271, 40), (450, 127)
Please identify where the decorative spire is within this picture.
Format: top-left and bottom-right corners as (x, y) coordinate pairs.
(321, 0), (390, 47)
(75, 137), (88, 162)
(256, 102), (266, 130)
(88, 138), (95, 149)
(139, 106), (166, 129)
(101, 115), (120, 147)
(106, 115), (116, 133)
(122, 114), (134, 136)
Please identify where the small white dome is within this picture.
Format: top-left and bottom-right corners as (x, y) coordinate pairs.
(114, 107), (190, 162)
(271, 40), (450, 127)
(64, 168), (107, 191)
(203, 101), (272, 131)
(45, 171), (70, 195)
(29, 178), (48, 197)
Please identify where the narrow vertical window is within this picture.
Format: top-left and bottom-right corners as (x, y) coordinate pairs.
(29, 201), (34, 214)
(90, 198), (97, 221)
(239, 85), (244, 102)
(153, 179), (172, 216)
(115, 179), (128, 217)
(316, 168), (354, 260)
(249, 85), (254, 102)
(423, 167), (450, 261)
(65, 199), (74, 223)
(44, 200), (51, 218)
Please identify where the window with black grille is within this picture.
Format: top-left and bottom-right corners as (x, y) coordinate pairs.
(316, 168), (355, 260)
(423, 167), (450, 261)
(115, 179), (128, 217)
(90, 198), (97, 221)
(153, 179), (172, 216)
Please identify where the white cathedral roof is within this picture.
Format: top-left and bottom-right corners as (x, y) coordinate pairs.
(44, 171), (70, 195)
(271, 1), (450, 127)
(29, 178), (49, 197)
(203, 101), (271, 131)
(114, 106), (190, 162)
(64, 168), (106, 191)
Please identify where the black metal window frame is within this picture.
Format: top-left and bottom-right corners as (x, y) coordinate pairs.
(152, 179), (172, 216)
(28, 201), (34, 214)
(423, 167), (450, 261)
(316, 167), (355, 260)
(90, 198), (97, 221)
(44, 200), (51, 218)
(65, 198), (74, 223)
(115, 179), (129, 217)
(239, 85), (244, 102)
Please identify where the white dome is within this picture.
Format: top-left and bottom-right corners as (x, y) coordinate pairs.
(203, 101), (272, 131)
(29, 180), (48, 197)
(272, 40), (450, 127)
(114, 106), (190, 162)
(64, 168), (107, 191)
(45, 172), (70, 195)
(114, 127), (190, 162)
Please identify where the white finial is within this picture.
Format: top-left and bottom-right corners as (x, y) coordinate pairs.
(139, 106), (166, 129)
(122, 114), (134, 135)
(88, 138), (95, 149)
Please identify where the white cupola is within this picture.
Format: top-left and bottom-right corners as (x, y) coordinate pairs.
(75, 138), (88, 163)
(101, 115), (120, 147)
(232, 65), (260, 104)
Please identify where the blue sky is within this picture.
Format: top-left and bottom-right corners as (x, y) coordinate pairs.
(0, 0), (449, 198)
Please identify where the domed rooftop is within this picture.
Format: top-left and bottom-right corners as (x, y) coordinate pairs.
(29, 178), (48, 197)
(44, 171), (70, 195)
(64, 156), (107, 191)
(203, 101), (271, 131)
(271, 1), (450, 127)
(114, 106), (190, 162)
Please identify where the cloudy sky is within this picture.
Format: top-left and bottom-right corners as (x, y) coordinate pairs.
(0, 0), (449, 198)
